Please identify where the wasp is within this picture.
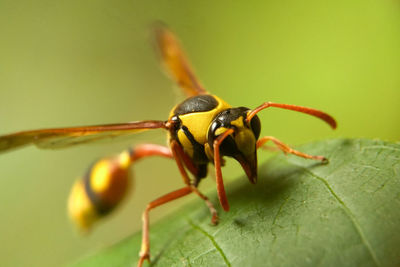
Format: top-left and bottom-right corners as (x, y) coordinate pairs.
(0, 25), (336, 266)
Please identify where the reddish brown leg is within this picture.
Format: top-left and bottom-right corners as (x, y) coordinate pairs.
(138, 187), (193, 267)
(129, 144), (173, 162)
(170, 140), (199, 179)
(170, 140), (191, 185)
(191, 186), (218, 225)
(213, 128), (235, 212)
(114, 143), (180, 267)
(137, 184), (218, 267)
(138, 141), (219, 266)
(257, 136), (327, 162)
(170, 140), (218, 223)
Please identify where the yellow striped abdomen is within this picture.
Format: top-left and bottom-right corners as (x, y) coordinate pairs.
(68, 151), (131, 231)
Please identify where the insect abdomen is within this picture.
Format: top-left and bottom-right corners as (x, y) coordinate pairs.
(68, 152), (131, 231)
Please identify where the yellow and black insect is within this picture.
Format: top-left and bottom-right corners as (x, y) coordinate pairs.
(0, 25), (337, 266)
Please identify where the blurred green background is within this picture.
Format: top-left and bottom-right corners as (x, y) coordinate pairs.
(0, 1), (399, 266)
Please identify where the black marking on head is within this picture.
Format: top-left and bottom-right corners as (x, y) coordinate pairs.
(212, 107), (249, 129)
(207, 107), (261, 157)
(249, 114), (261, 140)
(208, 107), (250, 142)
(174, 95), (218, 116)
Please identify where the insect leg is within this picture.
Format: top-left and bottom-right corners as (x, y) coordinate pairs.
(190, 186), (218, 225)
(212, 128), (235, 212)
(129, 143), (173, 161)
(138, 186), (193, 267)
(138, 141), (219, 266)
(170, 140), (218, 224)
(138, 187), (218, 267)
(257, 136), (327, 162)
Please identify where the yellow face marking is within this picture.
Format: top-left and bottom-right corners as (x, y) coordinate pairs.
(235, 128), (256, 156)
(230, 116), (245, 128)
(230, 116), (256, 156)
(214, 127), (229, 136)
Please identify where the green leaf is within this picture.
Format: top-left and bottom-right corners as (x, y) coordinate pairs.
(73, 139), (400, 267)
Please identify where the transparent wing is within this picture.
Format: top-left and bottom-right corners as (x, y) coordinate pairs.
(153, 23), (208, 96)
(0, 120), (168, 153)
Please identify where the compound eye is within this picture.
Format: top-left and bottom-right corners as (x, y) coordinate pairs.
(207, 121), (221, 147)
(249, 115), (261, 139)
(210, 121), (221, 136)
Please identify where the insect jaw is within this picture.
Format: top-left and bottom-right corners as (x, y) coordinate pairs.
(232, 126), (258, 184)
(234, 152), (258, 184)
(207, 107), (259, 184)
(213, 126), (258, 184)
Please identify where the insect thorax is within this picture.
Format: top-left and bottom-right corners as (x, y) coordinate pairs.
(168, 94), (231, 164)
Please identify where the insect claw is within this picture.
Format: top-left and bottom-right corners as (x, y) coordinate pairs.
(321, 157), (329, 164)
(211, 214), (219, 225)
(137, 251), (150, 267)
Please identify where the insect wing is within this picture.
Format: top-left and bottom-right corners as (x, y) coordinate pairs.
(0, 120), (167, 153)
(154, 23), (208, 96)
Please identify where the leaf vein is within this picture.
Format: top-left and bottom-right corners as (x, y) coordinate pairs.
(187, 219), (232, 267)
(298, 166), (381, 267)
(361, 145), (400, 153)
(272, 195), (291, 226)
(270, 194), (291, 250)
